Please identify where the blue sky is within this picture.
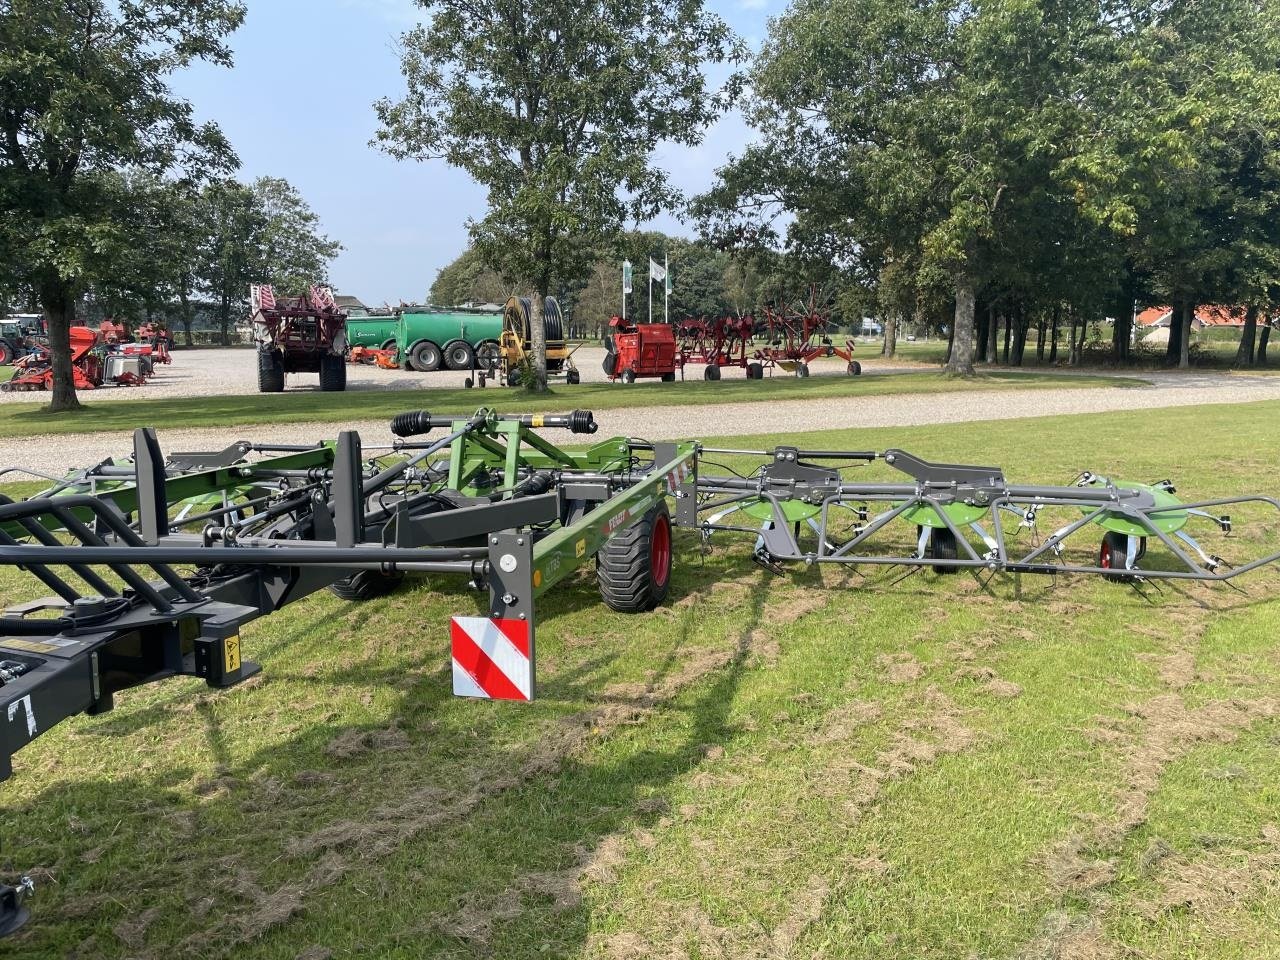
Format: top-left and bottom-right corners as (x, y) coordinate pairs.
(170, 0), (772, 305)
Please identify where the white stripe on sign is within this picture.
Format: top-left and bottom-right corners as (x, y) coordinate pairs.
(450, 616), (532, 701)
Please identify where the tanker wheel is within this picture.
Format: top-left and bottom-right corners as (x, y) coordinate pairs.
(704, 365), (721, 381)
(748, 362), (764, 379)
(567, 368), (581, 385)
(795, 362), (810, 378)
(329, 569), (406, 601)
(847, 360), (862, 376)
(410, 341), (442, 372)
(381, 338), (398, 351)
(622, 368), (637, 384)
(596, 500), (673, 612)
(319, 353), (347, 392)
(1099, 531), (1134, 582)
(257, 346), (284, 393)
(928, 527), (959, 574)
(443, 340), (475, 370)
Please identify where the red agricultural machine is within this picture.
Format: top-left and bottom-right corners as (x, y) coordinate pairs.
(674, 315), (756, 380)
(251, 284), (348, 393)
(754, 292), (861, 378)
(1, 326), (150, 392)
(602, 316), (678, 382)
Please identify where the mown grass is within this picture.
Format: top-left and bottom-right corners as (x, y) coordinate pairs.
(2, 400), (1279, 959)
(0, 369), (1141, 439)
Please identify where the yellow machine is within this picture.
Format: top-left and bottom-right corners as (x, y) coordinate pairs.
(494, 296), (580, 387)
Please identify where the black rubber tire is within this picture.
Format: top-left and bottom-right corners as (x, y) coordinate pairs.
(1099, 531), (1132, 582)
(257, 347), (284, 393)
(443, 340), (475, 370)
(621, 368), (637, 384)
(703, 365), (721, 381)
(795, 362), (810, 378)
(464, 377), (474, 389)
(928, 527), (959, 574)
(603, 351), (617, 375)
(507, 367), (522, 387)
(381, 338), (397, 351)
(566, 369), (581, 385)
(748, 362), (764, 379)
(847, 360), (862, 376)
(410, 340), (442, 372)
(329, 569), (405, 601)
(596, 500), (673, 612)
(319, 353), (346, 392)
(660, 371), (675, 382)
(543, 297), (565, 342)
(476, 340), (500, 368)
(0, 341), (12, 366)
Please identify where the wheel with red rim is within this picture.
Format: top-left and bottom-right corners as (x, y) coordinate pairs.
(1099, 531), (1131, 582)
(596, 500), (673, 612)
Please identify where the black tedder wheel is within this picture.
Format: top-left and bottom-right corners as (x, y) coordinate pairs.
(795, 362), (810, 378)
(1099, 531), (1132, 582)
(319, 353), (347, 392)
(410, 340), (443, 372)
(329, 570), (405, 601)
(257, 347), (284, 393)
(847, 360), (862, 376)
(661, 371), (675, 382)
(567, 368), (581, 385)
(621, 368), (637, 384)
(597, 500), (673, 612)
(747, 362), (764, 379)
(704, 365), (721, 381)
(928, 527), (959, 574)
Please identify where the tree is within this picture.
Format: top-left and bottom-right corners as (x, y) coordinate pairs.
(198, 178), (340, 345)
(0, 0), (243, 410)
(429, 248), (517, 306)
(375, 0), (739, 389)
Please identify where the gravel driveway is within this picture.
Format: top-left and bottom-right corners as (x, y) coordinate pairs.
(3, 361), (1279, 478)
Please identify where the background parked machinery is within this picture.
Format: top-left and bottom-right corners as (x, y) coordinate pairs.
(602, 315), (678, 382)
(251, 284), (348, 393)
(673, 315), (756, 380)
(397, 307), (503, 373)
(494, 296), (580, 386)
(0, 315), (45, 367)
(754, 291), (861, 378)
(1, 326), (152, 392)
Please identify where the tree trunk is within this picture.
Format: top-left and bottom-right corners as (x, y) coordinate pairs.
(528, 287), (549, 391)
(1076, 314), (1088, 365)
(1112, 297), (1132, 364)
(1036, 312), (1048, 363)
(1013, 307), (1028, 366)
(985, 303), (998, 364)
(38, 275), (82, 412)
(1179, 302), (1192, 369)
(1259, 320), (1271, 365)
(220, 295), (232, 347)
(1049, 307), (1059, 363)
(1166, 300), (1185, 366)
(946, 279), (976, 376)
(1067, 309), (1079, 364)
(1001, 311), (1013, 364)
(881, 313), (897, 358)
(1234, 304), (1259, 367)
(975, 302), (989, 361)
(179, 287), (195, 347)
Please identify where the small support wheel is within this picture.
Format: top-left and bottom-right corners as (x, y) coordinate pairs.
(329, 570), (406, 601)
(661, 371), (676, 382)
(847, 360), (862, 376)
(795, 362), (810, 378)
(464, 377), (474, 389)
(566, 368), (581, 385)
(596, 500), (673, 612)
(1099, 531), (1134, 582)
(621, 368), (637, 384)
(703, 365), (721, 381)
(928, 527), (959, 574)
(747, 362), (764, 379)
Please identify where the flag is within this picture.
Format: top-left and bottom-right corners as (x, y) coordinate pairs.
(665, 268), (673, 296)
(622, 261), (633, 294)
(649, 258), (667, 283)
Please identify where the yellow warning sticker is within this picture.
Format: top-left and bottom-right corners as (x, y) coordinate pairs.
(224, 635), (241, 674)
(575, 538), (586, 558)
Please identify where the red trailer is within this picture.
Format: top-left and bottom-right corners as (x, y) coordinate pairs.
(602, 316), (677, 383)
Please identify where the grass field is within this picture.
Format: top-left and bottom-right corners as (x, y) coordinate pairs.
(2, 400), (1279, 959)
(0, 370), (1139, 439)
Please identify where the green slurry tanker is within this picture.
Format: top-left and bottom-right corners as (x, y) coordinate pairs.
(395, 308), (503, 372)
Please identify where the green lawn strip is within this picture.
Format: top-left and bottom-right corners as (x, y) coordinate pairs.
(1, 401), (1279, 958)
(0, 370), (1142, 439)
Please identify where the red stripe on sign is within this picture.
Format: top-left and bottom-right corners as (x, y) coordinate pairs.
(450, 620), (528, 701)
(494, 617), (530, 658)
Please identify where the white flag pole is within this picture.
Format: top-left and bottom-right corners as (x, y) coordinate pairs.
(648, 266), (653, 325)
(664, 254), (669, 324)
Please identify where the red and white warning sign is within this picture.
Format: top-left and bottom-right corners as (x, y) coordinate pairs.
(450, 616), (533, 701)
